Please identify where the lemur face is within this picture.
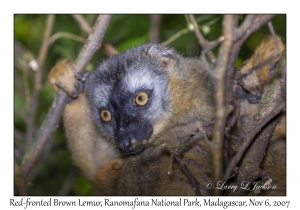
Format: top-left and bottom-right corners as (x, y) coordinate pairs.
(86, 45), (173, 154)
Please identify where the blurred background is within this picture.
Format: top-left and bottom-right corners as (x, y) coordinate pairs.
(14, 14), (286, 195)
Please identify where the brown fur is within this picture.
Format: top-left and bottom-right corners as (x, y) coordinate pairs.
(94, 159), (123, 195)
(117, 36), (286, 195)
(49, 60), (121, 195)
(49, 36), (285, 195)
(63, 93), (120, 181)
(117, 119), (213, 195)
(116, 55), (216, 195)
(232, 35), (286, 195)
(236, 35), (285, 95)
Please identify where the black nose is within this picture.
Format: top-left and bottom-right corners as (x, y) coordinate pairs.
(122, 140), (132, 151)
(116, 118), (153, 154)
(119, 139), (144, 154)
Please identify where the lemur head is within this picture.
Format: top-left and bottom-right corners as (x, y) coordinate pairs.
(86, 44), (178, 154)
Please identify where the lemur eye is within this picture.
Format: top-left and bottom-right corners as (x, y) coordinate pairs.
(135, 92), (149, 106)
(100, 109), (112, 122)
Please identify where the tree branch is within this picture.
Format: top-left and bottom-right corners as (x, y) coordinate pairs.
(234, 15), (257, 41)
(26, 15), (55, 145)
(58, 167), (77, 195)
(188, 14), (217, 64)
(161, 28), (189, 46)
(72, 14), (92, 34)
(72, 14), (118, 56)
(150, 14), (161, 43)
(234, 15), (276, 46)
(14, 157), (28, 195)
(211, 15), (236, 195)
(49, 32), (85, 45)
(174, 156), (201, 196)
(21, 14), (113, 179)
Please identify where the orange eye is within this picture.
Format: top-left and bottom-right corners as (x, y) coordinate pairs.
(135, 92), (149, 106)
(100, 109), (111, 122)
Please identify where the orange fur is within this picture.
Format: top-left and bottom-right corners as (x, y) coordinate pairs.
(94, 159), (123, 195)
(48, 60), (121, 192)
(237, 35), (285, 94)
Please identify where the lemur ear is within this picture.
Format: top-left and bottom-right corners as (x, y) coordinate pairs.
(146, 45), (174, 59)
(145, 45), (175, 71)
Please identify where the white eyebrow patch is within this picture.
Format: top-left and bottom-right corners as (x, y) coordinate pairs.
(123, 68), (154, 93)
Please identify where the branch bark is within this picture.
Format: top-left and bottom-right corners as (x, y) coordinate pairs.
(150, 14), (161, 43)
(72, 14), (118, 56)
(188, 14), (217, 64)
(26, 15), (55, 145)
(72, 14), (93, 34)
(211, 15), (236, 195)
(174, 156), (201, 196)
(21, 14), (113, 179)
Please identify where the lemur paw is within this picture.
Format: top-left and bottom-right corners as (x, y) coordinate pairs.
(48, 60), (89, 98)
(235, 35), (285, 104)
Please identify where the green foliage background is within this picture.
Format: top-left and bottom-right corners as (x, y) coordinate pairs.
(14, 14), (286, 195)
